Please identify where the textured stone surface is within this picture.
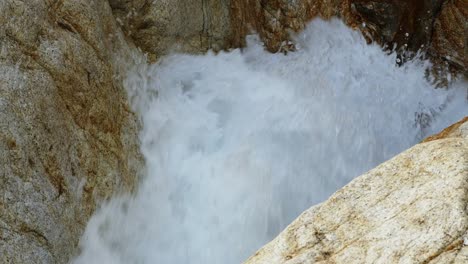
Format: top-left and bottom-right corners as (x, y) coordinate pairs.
(109, 0), (348, 56)
(229, 0), (464, 63)
(351, 0), (445, 52)
(431, 0), (468, 74)
(111, 0), (466, 73)
(109, 0), (232, 61)
(229, 0), (350, 52)
(0, 0), (142, 263)
(244, 118), (468, 264)
(423, 116), (468, 142)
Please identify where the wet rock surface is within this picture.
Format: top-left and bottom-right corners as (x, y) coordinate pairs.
(110, 0), (466, 72)
(430, 0), (468, 74)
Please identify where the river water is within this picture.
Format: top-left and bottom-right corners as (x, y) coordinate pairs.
(73, 19), (467, 264)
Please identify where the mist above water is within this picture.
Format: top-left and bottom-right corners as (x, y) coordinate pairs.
(73, 19), (467, 264)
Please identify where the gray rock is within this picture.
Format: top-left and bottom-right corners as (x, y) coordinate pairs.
(0, 0), (142, 263)
(109, 0), (232, 60)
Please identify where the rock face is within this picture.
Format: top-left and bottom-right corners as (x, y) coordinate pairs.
(0, 0), (142, 263)
(350, 0), (444, 50)
(109, 0), (348, 56)
(244, 117), (468, 264)
(431, 0), (468, 74)
(110, 0), (467, 73)
(109, 0), (232, 61)
(228, 0), (351, 52)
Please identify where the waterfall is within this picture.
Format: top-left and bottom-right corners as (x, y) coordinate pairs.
(73, 19), (467, 264)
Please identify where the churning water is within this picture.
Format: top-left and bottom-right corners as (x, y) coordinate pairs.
(73, 19), (467, 264)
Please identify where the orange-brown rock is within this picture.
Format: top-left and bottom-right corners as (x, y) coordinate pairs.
(423, 116), (468, 142)
(228, 0), (352, 52)
(431, 0), (468, 74)
(109, 0), (466, 72)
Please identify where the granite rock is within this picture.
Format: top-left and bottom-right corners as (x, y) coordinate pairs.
(0, 0), (142, 262)
(244, 117), (468, 264)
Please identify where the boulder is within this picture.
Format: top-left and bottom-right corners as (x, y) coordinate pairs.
(0, 0), (142, 263)
(244, 117), (468, 264)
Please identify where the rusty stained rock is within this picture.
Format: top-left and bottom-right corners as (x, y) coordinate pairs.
(110, 0), (466, 75)
(228, 0), (350, 52)
(430, 0), (468, 74)
(423, 116), (468, 142)
(108, 0), (351, 57)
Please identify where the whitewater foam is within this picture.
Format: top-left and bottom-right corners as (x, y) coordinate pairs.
(73, 19), (467, 264)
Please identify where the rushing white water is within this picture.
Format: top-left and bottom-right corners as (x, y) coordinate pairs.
(73, 19), (467, 264)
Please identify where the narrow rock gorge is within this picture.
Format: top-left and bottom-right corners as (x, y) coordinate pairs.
(1, 0), (467, 263)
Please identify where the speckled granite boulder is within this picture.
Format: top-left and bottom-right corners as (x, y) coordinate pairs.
(0, 0), (142, 263)
(244, 117), (468, 264)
